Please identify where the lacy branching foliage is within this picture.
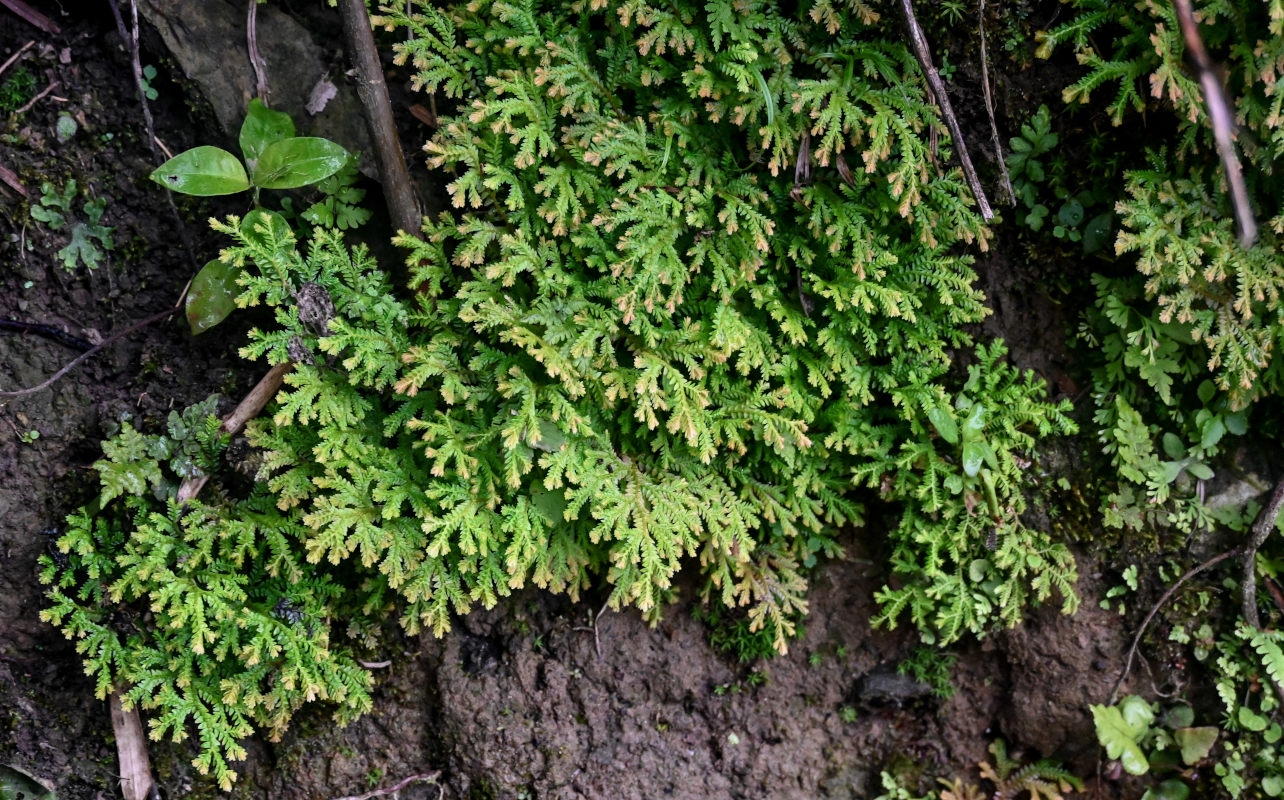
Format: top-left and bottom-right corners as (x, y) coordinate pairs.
(1045, 0), (1284, 531)
(1043, 0), (1284, 403)
(40, 392), (374, 789)
(42, 0), (1080, 782)
(371, 0), (1075, 646)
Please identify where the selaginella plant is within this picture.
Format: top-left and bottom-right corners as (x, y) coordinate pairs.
(373, 0), (1077, 647)
(42, 0), (1079, 783)
(1036, 2), (1284, 794)
(1041, 0), (1284, 533)
(40, 230), (387, 787)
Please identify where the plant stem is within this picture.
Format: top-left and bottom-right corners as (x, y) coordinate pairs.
(337, 0), (421, 237)
(0, 304), (180, 399)
(897, 0), (994, 221)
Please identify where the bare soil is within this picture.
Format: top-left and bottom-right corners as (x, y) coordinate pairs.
(0, 4), (1174, 799)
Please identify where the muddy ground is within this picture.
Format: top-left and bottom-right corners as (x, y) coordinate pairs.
(0, 3), (1185, 799)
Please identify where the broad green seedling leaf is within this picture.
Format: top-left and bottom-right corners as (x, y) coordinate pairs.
(150, 146), (250, 196)
(253, 138), (348, 189)
(187, 259), (243, 334)
(962, 440), (988, 477)
(926, 403), (958, 444)
(1092, 695), (1154, 775)
(961, 403), (986, 442)
(239, 98), (294, 165)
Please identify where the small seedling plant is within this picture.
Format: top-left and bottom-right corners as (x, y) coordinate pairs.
(29, 179), (114, 272)
(1092, 695), (1219, 797)
(150, 98), (352, 334)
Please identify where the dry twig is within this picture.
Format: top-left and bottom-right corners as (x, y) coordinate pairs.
(338, 0), (421, 236)
(1241, 478), (1284, 628)
(573, 601), (610, 661)
(0, 318), (92, 350)
(106, 0), (158, 158)
(1108, 547), (1239, 706)
(109, 687), (155, 800)
(330, 771), (442, 800)
(14, 80), (59, 115)
(0, 303), (180, 399)
(0, 0), (59, 34)
(175, 361), (294, 503)
(0, 161), (26, 198)
(897, 0), (994, 220)
(978, 0), (1013, 206)
(1173, 0), (1256, 247)
(246, 0), (269, 103)
(0, 40), (34, 81)
(107, 0), (199, 270)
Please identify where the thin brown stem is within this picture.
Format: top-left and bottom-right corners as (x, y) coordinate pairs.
(1241, 478), (1284, 628)
(247, 0), (269, 102)
(978, 0), (1013, 206)
(1108, 548), (1239, 706)
(0, 304), (180, 399)
(338, 0), (421, 237)
(1173, 0), (1256, 247)
(14, 80), (59, 115)
(175, 361), (293, 504)
(0, 40), (34, 81)
(107, 0), (157, 159)
(897, 0), (994, 221)
(330, 772), (442, 800)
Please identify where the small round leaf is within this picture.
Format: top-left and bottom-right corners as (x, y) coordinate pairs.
(1141, 779), (1190, 800)
(150, 146), (250, 196)
(926, 403), (958, 445)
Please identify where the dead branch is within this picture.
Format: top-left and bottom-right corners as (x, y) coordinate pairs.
(107, 0), (200, 271)
(0, 40), (34, 81)
(14, 80), (59, 115)
(0, 303), (180, 399)
(0, 161), (26, 197)
(106, 0), (158, 158)
(1108, 547), (1239, 706)
(0, 0), (59, 34)
(1173, 0), (1256, 248)
(897, 0), (994, 221)
(109, 687), (155, 800)
(572, 601), (610, 661)
(978, 0), (1013, 206)
(331, 772), (442, 800)
(1241, 477), (1284, 628)
(337, 0), (421, 237)
(0, 318), (92, 350)
(246, 0), (269, 103)
(175, 361), (293, 504)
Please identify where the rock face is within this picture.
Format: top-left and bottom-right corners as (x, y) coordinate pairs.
(138, 0), (372, 171)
